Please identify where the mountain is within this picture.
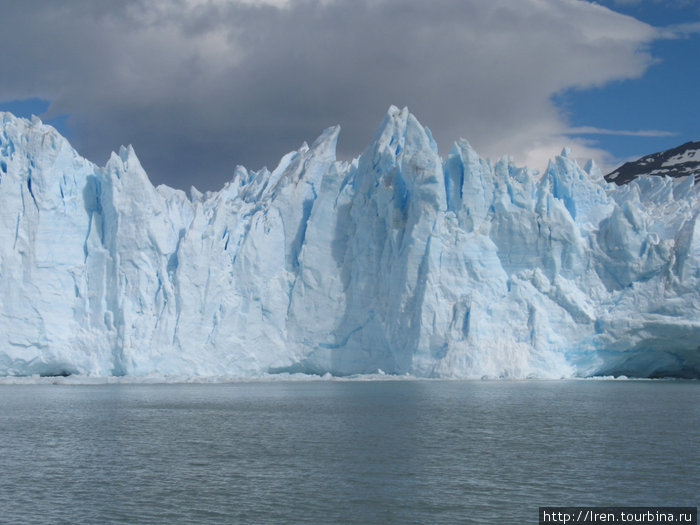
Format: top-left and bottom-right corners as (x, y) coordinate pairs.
(0, 108), (698, 379)
(606, 141), (700, 185)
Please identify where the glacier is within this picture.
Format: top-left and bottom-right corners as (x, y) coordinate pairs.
(0, 107), (698, 379)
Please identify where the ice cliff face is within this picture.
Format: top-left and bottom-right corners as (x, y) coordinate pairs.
(1, 108), (698, 378)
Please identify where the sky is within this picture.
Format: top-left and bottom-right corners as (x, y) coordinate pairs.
(0, 0), (698, 192)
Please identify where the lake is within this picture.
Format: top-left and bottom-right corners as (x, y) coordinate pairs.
(0, 379), (697, 524)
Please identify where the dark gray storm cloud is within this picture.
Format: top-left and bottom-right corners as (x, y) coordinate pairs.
(0, 0), (656, 191)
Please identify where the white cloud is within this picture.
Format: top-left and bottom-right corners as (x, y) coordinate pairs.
(657, 21), (700, 38)
(0, 0), (661, 189)
(566, 126), (676, 137)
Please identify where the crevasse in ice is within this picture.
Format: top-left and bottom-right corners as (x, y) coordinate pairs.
(0, 107), (698, 378)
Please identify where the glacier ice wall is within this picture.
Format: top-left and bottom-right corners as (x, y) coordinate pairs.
(0, 108), (698, 378)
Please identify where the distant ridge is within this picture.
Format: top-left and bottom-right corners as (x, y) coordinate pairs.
(605, 140), (700, 185)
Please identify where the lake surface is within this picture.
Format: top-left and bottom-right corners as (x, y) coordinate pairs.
(0, 380), (697, 524)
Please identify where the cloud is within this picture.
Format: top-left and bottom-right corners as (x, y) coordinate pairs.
(656, 21), (700, 39)
(0, 0), (659, 190)
(566, 126), (676, 137)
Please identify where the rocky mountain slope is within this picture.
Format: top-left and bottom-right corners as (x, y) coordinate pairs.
(606, 141), (700, 185)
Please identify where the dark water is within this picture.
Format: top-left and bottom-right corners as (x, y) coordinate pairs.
(0, 380), (697, 524)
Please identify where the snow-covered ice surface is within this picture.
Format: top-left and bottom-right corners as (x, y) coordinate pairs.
(1, 107), (698, 379)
